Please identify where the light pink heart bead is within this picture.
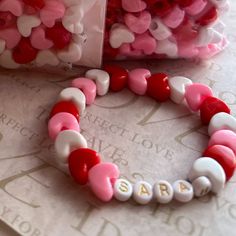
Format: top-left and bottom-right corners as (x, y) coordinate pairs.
(121, 0), (147, 13)
(128, 68), (151, 95)
(209, 130), (236, 155)
(163, 6), (185, 29)
(30, 26), (53, 50)
(48, 112), (80, 140)
(185, 83), (213, 112)
(119, 43), (143, 57)
(0, 0), (23, 17)
(0, 27), (21, 49)
(72, 78), (97, 105)
(124, 11), (151, 34)
(184, 0), (207, 16)
(88, 163), (120, 202)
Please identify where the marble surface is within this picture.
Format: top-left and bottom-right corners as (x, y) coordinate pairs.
(1, 2), (236, 236)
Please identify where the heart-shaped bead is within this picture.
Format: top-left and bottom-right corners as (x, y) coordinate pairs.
(109, 24), (135, 49)
(208, 112), (236, 136)
(124, 11), (151, 34)
(128, 68), (151, 95)
(121, 0), (147, 12)
(50, 101), (80, 121)
(119, 43), (143, 57)
(35, 49), (59, 66)
(72, 78), (97, 105)
(178, 43), (199, 58)
(0, 49), (20, 69)
(208, 130), (236, 156)
(0, 12), (16, 30)
(17, 15), (41, 37)
(12, 38), (38, 64)
(0, 0), (24, 17)
(0, 27), (21, 49)
(200, 97), (231, 125)
(22, 0), (45, 10)
(196, 7), (218, 26)
(48, 112), (80, 140)
(155, 39), (178, 58)
(185, 83), (213, 112)
(88, 163), (120, 202)
(69, 148), (101, 185)
(203, 145), (236, 181)
(184, 0), (207, 16)
(147, 73), (170, 102)
(40, 0), (65, 28)
(103, 65), (128, 92)
(168, 76), (192, 104)
(31, 27), (54, 50)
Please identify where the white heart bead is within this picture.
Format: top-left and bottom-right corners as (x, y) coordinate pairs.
(109, 24), (135, 49)
(196, 28), (222, 47)
(58, 43), (82, 63)
(0, 50), (20, 69)
(55, 130), (87, 163)
(0, 39), (6, 54)
(17, 14), (41, 37)
(208, 112), (236, 136)
(59, 87), (86, 114)
(113, 179), (133, 202)
(192, 176), (212, 197)
(62, 5), (84, 34)
(168, 76), (193, 104)
(133, 181), (153, 205)
(36, 50), (60, 67)
(153, 180), (174, 204)
(173, 180), (194, 203)
(155, 39), (178, 58)
(85, 69), (110, 96)
(149, 17), (172, 41)
(188, 157), (226, 194)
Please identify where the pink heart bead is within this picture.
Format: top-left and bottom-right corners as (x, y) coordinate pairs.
(163, 6), (185, 29)
(178, 43), (199, 58)
(0, 0), (23, 17)
(124, 11), (151, 34)
(40, 0), (65, 28)
(88, 163), (120, 202)
(121, 0), (147, 13)
(128, 68), (151, 95)
(30, 26), (54, 50)
(131, 33), (156, 55)
(208, 130), (236, 156)
(72, 78), (97, 105)
(184, 0), (207, 16)
(48, 112), (80, 140)
(119, 43), (143, 57)
(0, 27), (21, 49)
(185, 83), (213, 112)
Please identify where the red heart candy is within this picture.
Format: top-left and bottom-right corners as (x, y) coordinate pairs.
(12, 38), (38, 64)
(103, 65), (128, 92)
(68, 148), (101, 185)
(23, 0), (45, 10)
(200, 97), (231, 125)
(45, 22), (72, 50)
(147, 73), (170, 102)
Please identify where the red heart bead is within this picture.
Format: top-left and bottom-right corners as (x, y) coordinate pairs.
(23, 0), (45, 10)
(12, 38), (38, 64)
(150, 0), (175, 17)
(45, 22), (72, 50)
(68, 148), (101, 185)
(203, 145), (236, 181)
(200, 97), (231, 125)
(0, 12), (16, 30)
(147, 73), (170, 102)
(50, 101), (80, 121)
(103, 65), (128, 92)
(196, 7), (218, 26)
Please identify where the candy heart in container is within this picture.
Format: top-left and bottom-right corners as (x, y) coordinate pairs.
(0, 0), (230, 69)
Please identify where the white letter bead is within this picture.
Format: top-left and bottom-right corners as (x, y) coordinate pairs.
(133, 181), (153, 205)
(55, 130), (87, 163)
(59, 87), (86, 115)
(208, 112), (236, 136)
(114, 179), (133, 202)
(188, 157), (226, 194)
(153, 180), (174, 204)
(192, 176), (212, 197)
(168, 76), (193, 104)
(173, 180), (194, 203)
(85, 69), (110, 96)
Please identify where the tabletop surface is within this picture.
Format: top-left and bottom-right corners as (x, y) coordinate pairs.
(1, 2), (236, 236)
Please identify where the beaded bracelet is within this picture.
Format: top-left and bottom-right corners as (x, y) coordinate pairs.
(48, 65), (236, 204)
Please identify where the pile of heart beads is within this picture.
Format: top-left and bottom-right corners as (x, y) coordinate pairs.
(48, 65), (236, 204)
(104, 0), (229, 60)
(0, 0), (89, 69)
